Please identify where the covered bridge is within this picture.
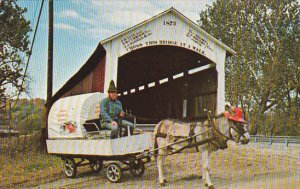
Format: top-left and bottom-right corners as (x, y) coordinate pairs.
(51, 8), (235, 123)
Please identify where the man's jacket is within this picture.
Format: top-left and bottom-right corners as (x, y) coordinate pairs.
(100, 97), (123, 123)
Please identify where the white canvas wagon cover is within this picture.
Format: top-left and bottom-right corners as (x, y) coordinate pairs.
(48, 92), (104, 139)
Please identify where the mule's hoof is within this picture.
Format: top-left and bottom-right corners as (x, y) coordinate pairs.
(205, 183), (214, 188)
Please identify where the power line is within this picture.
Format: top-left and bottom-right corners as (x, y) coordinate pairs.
(31, 0), (40, 34)
(14, 0), (45, 108)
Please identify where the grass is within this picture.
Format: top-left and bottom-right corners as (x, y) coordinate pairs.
(0, 153), (63, 188)
(0, 132), (64, 188)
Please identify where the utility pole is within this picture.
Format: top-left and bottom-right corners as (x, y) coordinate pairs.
(46, 0), (53, 140)
(8, 98), (12, 132)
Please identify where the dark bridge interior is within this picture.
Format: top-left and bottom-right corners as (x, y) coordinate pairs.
(117, 45), (217, 123)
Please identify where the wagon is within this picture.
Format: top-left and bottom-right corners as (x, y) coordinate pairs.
(46, 92), (152, 182)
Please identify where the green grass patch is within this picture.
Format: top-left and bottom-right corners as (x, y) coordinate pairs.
(1, 152), (64, 188)
(0, 133), (64, 188)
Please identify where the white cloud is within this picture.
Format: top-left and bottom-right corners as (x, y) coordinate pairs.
(91, 0), (153, 10)
(104, 10), (152, 28)
(152, 0), (213, 22)
(60, 9), (95, 25)
(184, 10), (201, 23)
(56, 0), (214, 40)
(73, 0), (84, 4)
(85, 27), (112, 39)
(88, 0), (213, 32)
(54, 23), (77, 31)
(91, 0), (154, 26)
(61, 10), (79, 18)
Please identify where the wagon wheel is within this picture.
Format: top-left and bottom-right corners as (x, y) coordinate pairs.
(64, 158), (77, 178)
(106, 163), (122, 183)
(130, 159), (145, 177)
(90, 160), (103, 172)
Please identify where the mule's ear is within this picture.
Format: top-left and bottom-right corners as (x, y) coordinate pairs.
(225, 104), (231, 111)
(225, 104), (235, 114)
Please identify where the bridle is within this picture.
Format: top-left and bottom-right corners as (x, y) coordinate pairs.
(213, 113), (248, 144)
(228, 120), (248, 143)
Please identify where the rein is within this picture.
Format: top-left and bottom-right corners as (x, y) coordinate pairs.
(228, 123), (247, 143)
(166, 128), (214, 155)
(213, 113), (247, 144)
(152, 111), (248, 156)
(138, 128), (213, 158)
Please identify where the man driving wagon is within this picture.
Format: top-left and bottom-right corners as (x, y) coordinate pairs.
(100, 80), (134, 138)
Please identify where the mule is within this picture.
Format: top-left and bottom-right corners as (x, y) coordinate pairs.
(153, 106), (250, 188)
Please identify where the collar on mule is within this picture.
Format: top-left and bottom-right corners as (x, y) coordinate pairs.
(210, 118), (228, 149)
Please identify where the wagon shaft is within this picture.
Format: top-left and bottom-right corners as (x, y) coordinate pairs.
(169, 136), (216, 155)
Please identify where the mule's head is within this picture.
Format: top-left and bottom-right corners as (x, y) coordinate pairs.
(223, 105), (250, 144)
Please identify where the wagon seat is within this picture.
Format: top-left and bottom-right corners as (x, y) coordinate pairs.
(83, 103), (112, 139)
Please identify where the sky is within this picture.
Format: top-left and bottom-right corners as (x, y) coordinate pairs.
(17, 0), (215, 99)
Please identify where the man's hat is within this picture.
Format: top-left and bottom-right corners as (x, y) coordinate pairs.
(107, 80), (118, 93)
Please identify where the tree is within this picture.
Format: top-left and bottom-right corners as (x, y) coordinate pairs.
(0, 0), (31, 102)
(199, 0), (300, 135)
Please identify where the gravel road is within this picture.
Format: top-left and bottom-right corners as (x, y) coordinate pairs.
(35, 142), (300, 189)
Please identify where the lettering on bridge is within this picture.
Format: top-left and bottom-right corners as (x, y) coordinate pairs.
(186, 29), (213, 52)
(121, 30), (152, 51)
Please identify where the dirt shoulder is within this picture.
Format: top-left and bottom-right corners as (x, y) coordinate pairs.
(33, 142), (299, 189)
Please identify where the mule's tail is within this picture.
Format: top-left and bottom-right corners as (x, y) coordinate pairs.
(153, 120), (163, 159)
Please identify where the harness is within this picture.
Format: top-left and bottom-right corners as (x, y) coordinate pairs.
(155, 120), (218, 155)
(227, 121), (247, 143)
(210, 118), (228, 149)
(152, 112), (248, 156)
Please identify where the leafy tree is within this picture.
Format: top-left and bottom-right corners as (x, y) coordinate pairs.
(10, 98), (46, 133)
(199, 0), (300, 135)
(0, 0), (31, 102)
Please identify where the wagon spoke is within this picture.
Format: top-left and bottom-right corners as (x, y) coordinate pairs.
(63, 158), (77, 178)
(106, 163), (122, 183)
(130, 159), (145, 177)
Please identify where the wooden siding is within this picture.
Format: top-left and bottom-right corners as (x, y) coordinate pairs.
(61, 57), (106, 98)
(92, 56), (106, 93)
(50, 44), (106, 106)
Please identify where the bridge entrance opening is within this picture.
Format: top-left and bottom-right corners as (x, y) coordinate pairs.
(117, 46), (217, 123)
